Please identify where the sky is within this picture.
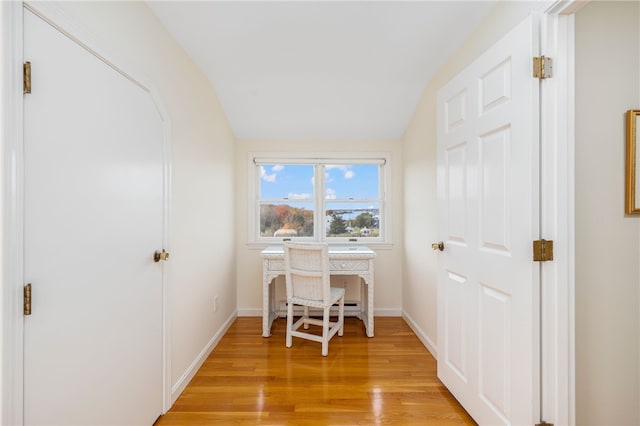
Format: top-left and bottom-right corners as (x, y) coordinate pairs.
(259, 164), (379, 203)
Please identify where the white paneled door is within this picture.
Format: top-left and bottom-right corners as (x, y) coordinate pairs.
(23, 8), (165, 425)
(436, 16), (539, 425)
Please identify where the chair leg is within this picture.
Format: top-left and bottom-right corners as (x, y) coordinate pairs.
(286, 301), (293, 348)
(321, 307), (330, 356)
(303, 306), (309, 330)
(338, 295), (345, 337)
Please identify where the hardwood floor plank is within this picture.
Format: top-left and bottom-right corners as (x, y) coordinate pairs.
(156, 317), (475, 425)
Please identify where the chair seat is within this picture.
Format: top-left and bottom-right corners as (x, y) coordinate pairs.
(289, 287), (345, 309)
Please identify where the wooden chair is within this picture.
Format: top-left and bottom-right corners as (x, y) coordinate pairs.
(283, 242), (345, 356)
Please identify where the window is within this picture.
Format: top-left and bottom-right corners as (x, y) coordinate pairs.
(250, 154), (390, 244)
(259, 164), (315, 238)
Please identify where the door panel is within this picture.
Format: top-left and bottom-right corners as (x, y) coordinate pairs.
(478, 284), (510, 421)
(23, 8), (164, 425)
(445, 143), (468, 244)
(444, 271), (468, 381)
(479, 127), (510, 252)
(437, 15), (539, 425)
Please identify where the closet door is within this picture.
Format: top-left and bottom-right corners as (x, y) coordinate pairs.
(23, 8), (165, 425)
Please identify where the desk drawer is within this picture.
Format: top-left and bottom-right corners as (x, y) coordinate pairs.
(267, 260), (284, 271)
(330, 260), (369, 271)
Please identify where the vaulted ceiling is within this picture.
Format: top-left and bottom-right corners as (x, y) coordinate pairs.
(148, 1), (497, 140)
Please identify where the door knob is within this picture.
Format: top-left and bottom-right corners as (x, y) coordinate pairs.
(431, 242), (444, 251)
(154, 249), (170, 263)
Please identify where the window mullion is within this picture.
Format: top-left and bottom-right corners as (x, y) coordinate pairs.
(315, 164), (324, 242)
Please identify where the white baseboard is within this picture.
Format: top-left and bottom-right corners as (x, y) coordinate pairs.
(402, 311), (437, 359)
(238, 307), (402, 317)
(170, 310), (237, 404)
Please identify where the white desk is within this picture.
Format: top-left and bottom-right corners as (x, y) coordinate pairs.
(261, 246), (376, 338)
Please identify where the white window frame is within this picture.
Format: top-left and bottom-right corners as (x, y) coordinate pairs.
(248, 152), (391, 246)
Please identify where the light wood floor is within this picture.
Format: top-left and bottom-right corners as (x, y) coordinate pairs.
(155, 316), (475, 425)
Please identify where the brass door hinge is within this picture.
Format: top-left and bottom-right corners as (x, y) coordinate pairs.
(23, 61), (31, 94)
(533, 239), (554, 262)
(24, 283), (32, 316)
(153, 249), (170, 263)
(533, 56), (553, 79)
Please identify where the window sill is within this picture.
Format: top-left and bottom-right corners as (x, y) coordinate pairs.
(246, 241), (394, 250)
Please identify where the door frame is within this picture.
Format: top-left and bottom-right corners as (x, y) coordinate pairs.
(1, 2), (173, 424)
(537, 1), (584, 424)
(431, 1), (581, 424)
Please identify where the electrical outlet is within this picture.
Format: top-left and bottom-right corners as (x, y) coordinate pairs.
(214, 296), (218, 313)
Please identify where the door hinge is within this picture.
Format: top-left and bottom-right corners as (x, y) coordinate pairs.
(533, 239), (554, 262)
(535, 422), (554, 426)
(24, 283), (32, 316)
(533, 56), (553, 79)
(23, 61), (31, 94)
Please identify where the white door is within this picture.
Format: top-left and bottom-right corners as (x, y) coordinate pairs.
(436, 16), (539, 425)
(23, 8), (165, 425)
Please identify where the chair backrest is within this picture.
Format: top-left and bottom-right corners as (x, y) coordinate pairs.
(283, 242), (331, 304)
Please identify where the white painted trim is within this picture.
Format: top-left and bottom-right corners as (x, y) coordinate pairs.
(566, 15), (577, 426)
(157, 101), (173, 414)
(536, 1), (581, 425)
(171, 311), (238, 404)
(402, 311), (437, 359)
(7, 1), (176, 419)
(1, 2), (25, 424)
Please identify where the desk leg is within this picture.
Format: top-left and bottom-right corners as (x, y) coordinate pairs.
(366, 276), (374, 337)
(359, 273), (374, 338)
(263, 269), (274, 337)
(263, 268), (281, 337)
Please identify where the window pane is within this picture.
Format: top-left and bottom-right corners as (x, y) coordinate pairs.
(325, 164), (379, 200)
(260, 202), (314, 237)
(259, 164), (314, 200)
(326, 203), (380, 237)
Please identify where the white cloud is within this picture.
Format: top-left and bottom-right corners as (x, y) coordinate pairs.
(288, 192), (311, 200)
(325, 188), (337, 199)
(260, 166), (276, 182)
(326, 165), (355, 180)
(272, 164), (284, 172)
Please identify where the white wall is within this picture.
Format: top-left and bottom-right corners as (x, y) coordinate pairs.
(575, 2), (640, 424)
(401, 2), (535, 355)
(235, 139), (403, 317)
(41, 1), (237, 399)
